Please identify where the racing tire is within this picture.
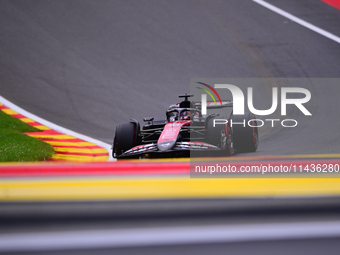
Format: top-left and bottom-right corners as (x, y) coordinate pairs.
(113, 122), (140, 157)
(207, 116), (233, 156)
(231, 112), (259, 153)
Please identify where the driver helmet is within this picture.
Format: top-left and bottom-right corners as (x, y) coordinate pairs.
(180, 110), (191, 120)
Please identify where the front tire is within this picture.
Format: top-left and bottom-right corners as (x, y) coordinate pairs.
(113, 122), (139, 157)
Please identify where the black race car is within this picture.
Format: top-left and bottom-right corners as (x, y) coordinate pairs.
(112, 94), (258, 159)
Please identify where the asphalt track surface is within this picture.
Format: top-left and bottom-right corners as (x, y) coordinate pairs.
(1, 0), (340, 254)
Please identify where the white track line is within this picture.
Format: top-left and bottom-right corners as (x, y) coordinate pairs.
(1, 221), (340, 252)
(253, 0), (340, 44)
(0, 95), (113, 161)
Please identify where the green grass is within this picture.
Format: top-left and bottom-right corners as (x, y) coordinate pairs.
(0, 110), (54, 162)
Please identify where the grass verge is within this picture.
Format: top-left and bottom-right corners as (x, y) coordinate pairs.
(0, 110), (54, 162)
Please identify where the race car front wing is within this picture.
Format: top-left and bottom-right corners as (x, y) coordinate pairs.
(116, 142), (220, 158)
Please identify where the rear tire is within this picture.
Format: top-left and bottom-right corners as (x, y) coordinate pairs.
(207, 116), (233, 156)
(113, 122), (139, 157)
(231, 112), (259, 153)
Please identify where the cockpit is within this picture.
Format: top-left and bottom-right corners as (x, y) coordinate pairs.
(166, 94), (200, 122)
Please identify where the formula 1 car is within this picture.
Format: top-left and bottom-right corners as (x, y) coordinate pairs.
(112, 94), (258, 159)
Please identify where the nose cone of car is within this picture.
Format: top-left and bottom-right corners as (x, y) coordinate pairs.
(157, 141), (176, 151)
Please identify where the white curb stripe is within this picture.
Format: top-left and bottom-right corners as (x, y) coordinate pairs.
(253, 0), (340, 44)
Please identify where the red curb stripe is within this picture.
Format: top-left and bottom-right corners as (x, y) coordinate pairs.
(0, 162), (190, 176)
(0, 160), (339, 177)
(25, 130), (62, 135)
(0, 105), (9, 110)
(322, 0), (340, 10)
(10, 114), (27, 119)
